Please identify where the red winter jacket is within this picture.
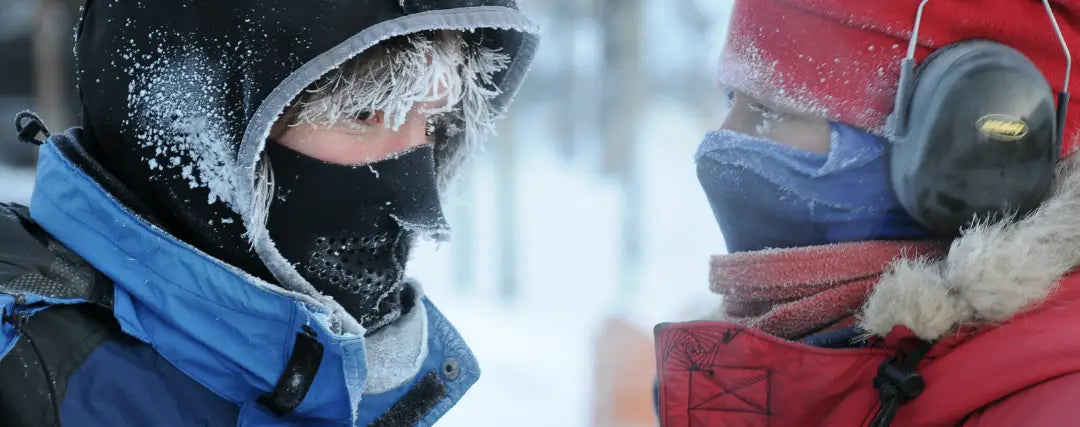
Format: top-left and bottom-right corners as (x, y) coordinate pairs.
(657, 162), (1080, 426)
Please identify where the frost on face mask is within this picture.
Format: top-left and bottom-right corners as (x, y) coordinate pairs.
(262, 138), (447, 332)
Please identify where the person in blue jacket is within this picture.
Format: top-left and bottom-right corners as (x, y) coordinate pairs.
(0, 1), (538, 425)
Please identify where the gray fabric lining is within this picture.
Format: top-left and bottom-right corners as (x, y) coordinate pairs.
(232, 6), (539, 334)
(362, 282), (429, 394)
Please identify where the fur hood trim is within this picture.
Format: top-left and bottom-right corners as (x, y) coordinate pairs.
(861, 156), (1080, 340)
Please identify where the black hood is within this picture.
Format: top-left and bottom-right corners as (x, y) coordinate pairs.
(73, 0), (537, 326)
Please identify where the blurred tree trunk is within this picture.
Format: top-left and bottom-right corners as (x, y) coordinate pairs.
(600, 0), (645, 301)
(552, 0), (576, 158)
(553, 0), (602, 160)
(494, 112), (519, 302)
(33, 0), (69, 128)
(450, 163), (477, 293)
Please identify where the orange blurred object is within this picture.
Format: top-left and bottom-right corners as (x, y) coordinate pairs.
(591, 316), (657, 427)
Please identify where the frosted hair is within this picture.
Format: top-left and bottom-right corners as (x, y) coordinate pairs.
(249, 30), (510, 246)
(291, 30), (509, 148)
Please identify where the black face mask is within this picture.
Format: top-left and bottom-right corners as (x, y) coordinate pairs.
(264, 141), (448, 332)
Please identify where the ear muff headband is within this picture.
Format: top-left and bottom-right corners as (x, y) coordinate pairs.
(891, 0), (1071, 142)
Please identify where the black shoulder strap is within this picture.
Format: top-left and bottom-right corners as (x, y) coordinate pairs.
(0, 203), (113, 310)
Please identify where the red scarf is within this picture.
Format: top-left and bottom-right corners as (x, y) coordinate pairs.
(710, 241), (946, 339)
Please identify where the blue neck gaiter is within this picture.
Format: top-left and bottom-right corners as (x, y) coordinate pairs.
(695, 122), (930, 253)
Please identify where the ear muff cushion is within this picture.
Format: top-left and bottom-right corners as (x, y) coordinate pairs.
(890, 40), (1057, 236)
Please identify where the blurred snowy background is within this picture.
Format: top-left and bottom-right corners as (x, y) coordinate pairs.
(0, 1), (734, 425)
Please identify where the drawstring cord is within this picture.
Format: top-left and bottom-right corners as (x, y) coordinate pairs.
(2, 308), (62, 425)
(870, 340), (934, 427)
(14, 111), (50, 146)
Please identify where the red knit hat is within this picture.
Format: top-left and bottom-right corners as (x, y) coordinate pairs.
(719, 0), (1080, 157)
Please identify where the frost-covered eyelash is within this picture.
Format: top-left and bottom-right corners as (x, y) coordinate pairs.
(426, 116), (438, 137)
(748, 101), (784, 122)
(750, 101), (785, 136)
(425, 113), (453, 138)
(724, 88), (783, 120)
(425, 116), (436, 137)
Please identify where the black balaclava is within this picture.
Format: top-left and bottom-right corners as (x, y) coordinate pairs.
(264, 141), (448, 331)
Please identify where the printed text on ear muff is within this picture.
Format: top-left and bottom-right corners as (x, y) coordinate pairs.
(976, 114), (1030, 141)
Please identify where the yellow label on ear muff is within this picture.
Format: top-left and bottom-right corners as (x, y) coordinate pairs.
(976, 114), (1029, 141)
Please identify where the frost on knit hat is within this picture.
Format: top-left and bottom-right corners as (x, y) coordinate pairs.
(718, 0), (1080, 157)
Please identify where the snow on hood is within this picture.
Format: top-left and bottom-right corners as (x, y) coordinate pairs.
(74, 0), (539, 334)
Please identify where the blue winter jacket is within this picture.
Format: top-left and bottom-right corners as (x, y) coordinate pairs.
(0, 132), (475, 426)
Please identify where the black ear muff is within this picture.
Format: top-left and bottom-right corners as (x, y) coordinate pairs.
(888, 40), (1058, 236)
(886, 0), (1072, 237)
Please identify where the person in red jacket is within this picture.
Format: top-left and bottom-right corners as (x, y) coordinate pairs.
(656, 1), (1080, 426)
